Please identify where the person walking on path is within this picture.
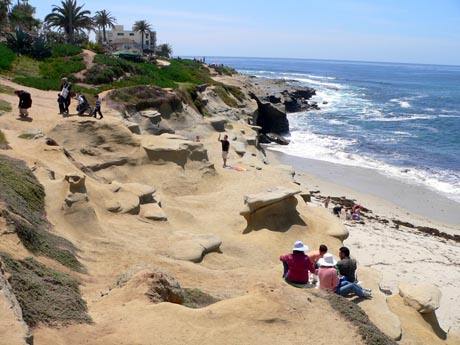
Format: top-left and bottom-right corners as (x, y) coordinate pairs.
(14, 90), (32, 118)
(218, 133), (230, 167)
(280, 241), (315, 285)
(92, 94), (103, 119)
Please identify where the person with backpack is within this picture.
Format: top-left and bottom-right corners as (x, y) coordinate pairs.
(14, 90), (32, 118)
(59, 77), (72, 114)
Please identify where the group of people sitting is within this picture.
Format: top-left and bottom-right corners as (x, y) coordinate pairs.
(280, 241), (372, 298)
(324, 196), (363, 221)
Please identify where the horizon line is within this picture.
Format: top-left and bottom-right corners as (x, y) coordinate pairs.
(178, 55), (460, 68)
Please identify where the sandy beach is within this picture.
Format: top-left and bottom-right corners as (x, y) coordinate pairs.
(267, 150), (460, 332)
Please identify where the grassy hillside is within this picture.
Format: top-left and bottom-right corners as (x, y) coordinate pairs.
(0, 155), (82, 271)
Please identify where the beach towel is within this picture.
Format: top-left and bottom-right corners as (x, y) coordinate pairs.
(224, 166), (247, 171)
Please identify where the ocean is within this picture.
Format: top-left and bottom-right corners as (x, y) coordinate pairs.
(207, 57), (460, 205)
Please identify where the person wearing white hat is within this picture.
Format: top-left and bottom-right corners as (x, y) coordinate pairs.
(280, 241), (315, 285)
(317, 253), (339, 291)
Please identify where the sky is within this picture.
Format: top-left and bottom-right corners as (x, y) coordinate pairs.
(33, 0), (460, 65)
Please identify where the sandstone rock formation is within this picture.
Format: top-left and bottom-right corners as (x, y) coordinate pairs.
(63, 172), (89, 210)
(143, 135), (210, 168)
(399, 281), (441, 314)
(240, 187), (303, 233)
(116, 266), (184, 304)
(167, 232), (222, 262)
(140, 203), (167, 221)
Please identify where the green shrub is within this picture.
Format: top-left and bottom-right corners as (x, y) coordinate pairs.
(39, 56), (85, 79)
(81, 42), (105, 54)
(315, 290), (397, 345)
(0, 254), (91, 327)
(13, 76), (61, 90)
(214, 85), (238, 107)
(10, 55), (40, 77)
(0, 84), (16, 95)
(50, 43), (82, 57)
(18, 133), (35, 139)
(214, 65), (237, 76)
(0, 44), (16, 70)
(0, 130), (9, 149)
(223, 84), (245, 101)
(0, 100), (12, 115)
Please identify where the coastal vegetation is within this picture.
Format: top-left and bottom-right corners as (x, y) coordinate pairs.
(0, 253), (91, 327)
(0, 155), (82, 271)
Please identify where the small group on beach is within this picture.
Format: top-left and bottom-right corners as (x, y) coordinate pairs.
(58, 77), (103, 119)
(324, 196), (363, 221)
(280, 242), (372, 298)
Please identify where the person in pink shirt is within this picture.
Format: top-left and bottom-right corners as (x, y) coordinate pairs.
(317, 253), (339, 291)
(280, 241), (315, 285)
(307, 244), (328, 268)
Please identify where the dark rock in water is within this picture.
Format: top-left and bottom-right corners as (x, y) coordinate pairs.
(250, 92), (289, 134)
(268, 95), (282, 104)
(265, 133), (290, 145)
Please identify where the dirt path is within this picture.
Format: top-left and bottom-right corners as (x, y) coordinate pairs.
(74, 49), (97, 82)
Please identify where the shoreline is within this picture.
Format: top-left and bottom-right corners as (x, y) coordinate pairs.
(264, 148), (460, 332)
(267, 149), (460, 231)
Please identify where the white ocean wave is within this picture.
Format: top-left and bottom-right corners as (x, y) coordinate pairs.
(268, 131), (460, 203)
(390, 98), (412, 108)
(370, 114), (436, 122)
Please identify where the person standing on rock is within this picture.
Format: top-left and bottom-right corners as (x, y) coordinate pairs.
(14, 90), (32, 118)
(280, 241), (315, 285)
(218, 133), (230, 167)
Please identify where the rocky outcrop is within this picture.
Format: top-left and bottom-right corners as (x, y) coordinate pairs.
(63, 172), (89, 212)
(240, 187), (303, 233)
(167, 232), (222, 263)
(116, 266), (185, 305)
(399, 282), (441, 314)
(143, 135), (210, 168)
(250, 93), (289, 135)
(209, 118), (227, 132)
(140, 203), (167, 221)
(129, 110), (175, 136)
(282, 88), (316, 113)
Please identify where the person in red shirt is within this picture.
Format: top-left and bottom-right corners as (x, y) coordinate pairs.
(280, 241), (315, 285)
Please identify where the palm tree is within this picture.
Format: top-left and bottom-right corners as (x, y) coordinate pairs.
(0, 0), (12, 30)
(133, 19), (151, 53)
(94, 9), (116, 43)
(44, 0), (92, 44)
(156, 43), (172, 58)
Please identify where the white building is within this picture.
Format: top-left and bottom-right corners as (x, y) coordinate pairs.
(102, 25), (156, 52)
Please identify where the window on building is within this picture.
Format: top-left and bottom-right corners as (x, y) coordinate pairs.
(117, 33), (124, 36)
(146, 41), (149, 46)
(146, 34), (149, 38)
(129, 33), (134, 36)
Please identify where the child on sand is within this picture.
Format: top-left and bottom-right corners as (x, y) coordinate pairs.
(92, 94), (103, 119)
